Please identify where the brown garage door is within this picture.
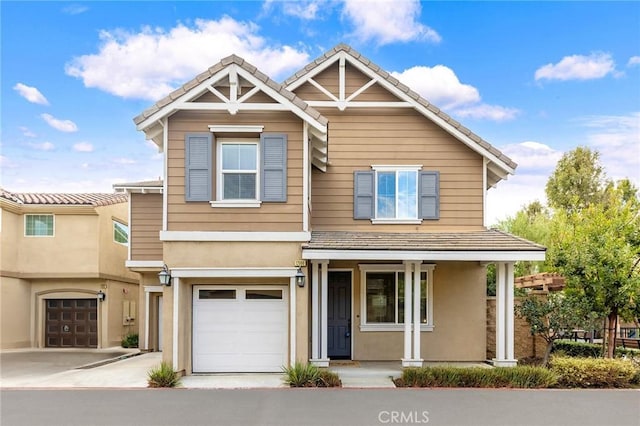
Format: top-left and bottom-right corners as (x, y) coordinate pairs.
(46, 299), (98, 348)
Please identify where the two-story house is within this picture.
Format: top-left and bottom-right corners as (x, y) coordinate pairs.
(0, 189), (139, 349)
(124, 44), (545, 375)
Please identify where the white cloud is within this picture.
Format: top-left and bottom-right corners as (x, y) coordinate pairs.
(19, 127), (37, 138)
(0, 155), (18, 169)
(113, 157), (136, 165)
(281, 0), (323, 20)
(13, 83), (49, 105)
(62, 4), (89, 15)
(486, 141), (562, 225)
(500, 141), (562, 172)
(535, 52), (616, 81)
(391, 66), (518, 121)
(73, 142), (94, 152)
(41, 113), (78, 133)
(65, 17), (310, 101)
(454, 104), (520, 122)
(628, 56), (640, 67)
(579, 112), (640, 184)
(342, 0), (440, 45)
(392, 66), (479, 110)
(28, 141), (55, 151)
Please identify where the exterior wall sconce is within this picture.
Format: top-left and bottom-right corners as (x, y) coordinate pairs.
(97, 290), (106, 302)
(158, 264), (172, 286)
(295, 267), (305, 287)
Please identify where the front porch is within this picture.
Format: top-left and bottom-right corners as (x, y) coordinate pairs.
(302, 230), (546, 368)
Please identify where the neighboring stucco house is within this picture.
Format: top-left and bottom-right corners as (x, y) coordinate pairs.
(123, 44), (545, 375)
(0, 189), (139, 349)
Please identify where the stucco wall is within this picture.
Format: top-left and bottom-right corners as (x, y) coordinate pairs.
(328, 260), (487, 361)
(0, 276), (32, 348)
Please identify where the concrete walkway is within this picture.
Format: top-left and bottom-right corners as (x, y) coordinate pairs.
(1, 349), (490, 389)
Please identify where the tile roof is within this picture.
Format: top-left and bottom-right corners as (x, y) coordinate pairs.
(0, 188), (127, 207)
(284, 43), (517, 170)
(303, 230), (545, 252)
(133, 55), (328, 128)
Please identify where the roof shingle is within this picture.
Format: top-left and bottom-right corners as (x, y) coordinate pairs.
(303, 230), (545, 252)
(0, 188), (127, 207)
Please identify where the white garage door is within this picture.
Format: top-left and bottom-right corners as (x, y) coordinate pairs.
(193, 285), (288, 373)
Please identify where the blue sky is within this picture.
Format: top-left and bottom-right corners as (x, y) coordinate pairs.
(2, 1), (639, 224)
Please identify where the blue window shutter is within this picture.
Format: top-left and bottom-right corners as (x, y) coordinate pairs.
(185, 134), (212, 202)
(419, 171), (439, 220)
(354, 171), (374, 219)
(260, 134), (287, 202)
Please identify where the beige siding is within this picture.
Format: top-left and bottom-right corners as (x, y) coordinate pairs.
(130, 193), (163, 261)
(309, 108), (484, 231)
(166, 111), (304, 232)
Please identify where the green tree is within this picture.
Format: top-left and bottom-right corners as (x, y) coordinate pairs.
(545, 146), (605, 212)
(548, 182), (640, 357)
(487, 201), (552, 295)
(516, 292), (599, 365)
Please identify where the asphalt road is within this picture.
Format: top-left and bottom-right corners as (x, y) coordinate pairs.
(2, 388), (639, 426)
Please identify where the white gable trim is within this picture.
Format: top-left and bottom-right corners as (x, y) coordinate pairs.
(137, 64), (327, 136)
(286, 51), (515, 178)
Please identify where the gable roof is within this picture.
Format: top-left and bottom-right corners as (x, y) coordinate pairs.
(0, 188), (127, 207)
(133, 54), (328, 138)
(284, 43), (517, 187)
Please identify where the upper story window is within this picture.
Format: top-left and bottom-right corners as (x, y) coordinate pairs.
(376, 168), (418, 219)
(113, 220), (129, 245)
(219, 141), (259, 201)
(184, 132), (287, 206)
(25, 214), (54, 236)
(354, 167), (439, 223)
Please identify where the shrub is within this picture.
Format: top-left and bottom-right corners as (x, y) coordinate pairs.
(147, 362), (181, 388)
(549, 357), (637, 388)
(282, 362), (341, 387)
(121, 333), (139, 348)
(552, 340), (601, 358)
(397, 366), (557, 389)
(552, 340), (640, 360)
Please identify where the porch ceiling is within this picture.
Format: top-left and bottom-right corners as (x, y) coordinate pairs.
(302, 230), (546, 262)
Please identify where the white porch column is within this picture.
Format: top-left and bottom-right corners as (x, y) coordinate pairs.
(172, 277), (180, 371)
(493, 262), (517, 367)
(310, 261), (319, 362)
(412, 262), (423, 364)
(289, 276), (297, 366)
(402, 261), (413, 367)
(311, 260), (329, 367)
(144, 290), (151, 351)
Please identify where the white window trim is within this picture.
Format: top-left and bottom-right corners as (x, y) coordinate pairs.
(215, 138), (260, 205)
(113, 220), (129, 246)
(24, 214), (55, 237)
(358, 263), (434, 332)
(371, 165), (422, 222)
(208, 125), (264, 133)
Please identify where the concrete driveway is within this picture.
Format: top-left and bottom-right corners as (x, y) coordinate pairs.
(0, 348), (139, 387)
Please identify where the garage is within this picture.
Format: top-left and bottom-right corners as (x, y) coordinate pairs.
(192, 285), (288, 373)
(45, 299), (98, 348)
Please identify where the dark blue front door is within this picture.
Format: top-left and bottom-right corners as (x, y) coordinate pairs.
(328, 271), (351, 359)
